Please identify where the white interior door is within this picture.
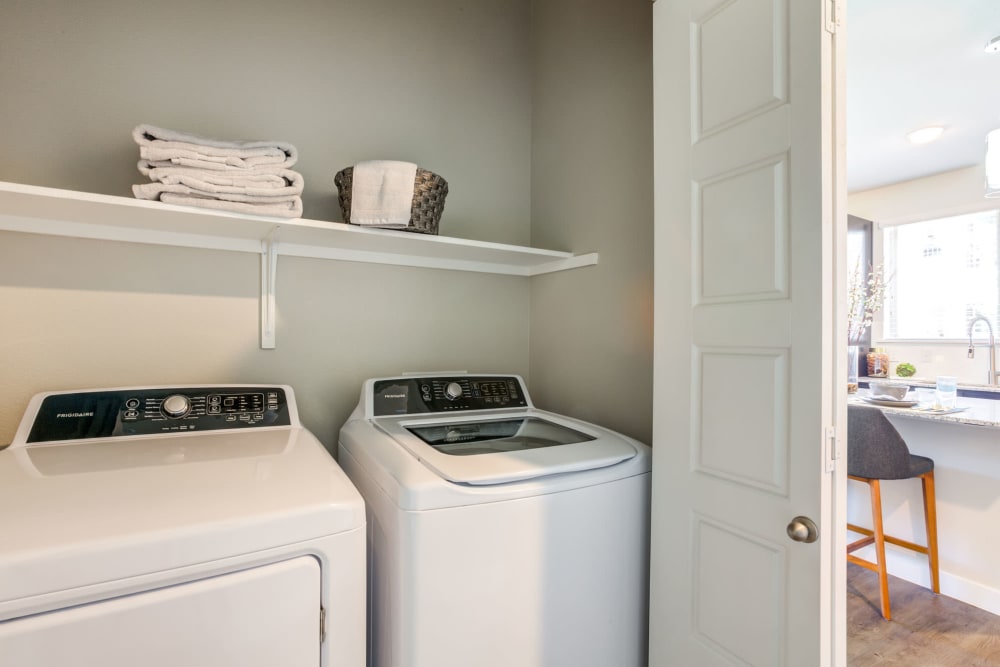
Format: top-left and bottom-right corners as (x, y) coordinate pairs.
(649, 0), (845, 665)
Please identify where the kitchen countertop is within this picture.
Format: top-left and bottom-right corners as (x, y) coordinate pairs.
(860, 376), (1000, 398)
(850, 390), (1000, 429)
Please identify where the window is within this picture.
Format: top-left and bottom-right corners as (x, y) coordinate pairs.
(883, 209), (1000, 339)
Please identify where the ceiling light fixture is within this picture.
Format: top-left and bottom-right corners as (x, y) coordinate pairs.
(906, 126), (945, 145)
(986, 129), (1000, 198)
(986, 35), (1000, 53)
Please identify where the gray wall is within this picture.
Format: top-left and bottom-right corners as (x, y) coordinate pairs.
(0, 0), (533, 445)
(529, 0), (654, 444)
(0, 0), (532, 245)
(0, 0), (654, 448)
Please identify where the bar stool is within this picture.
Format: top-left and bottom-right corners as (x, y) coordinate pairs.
(847, 404), (940, 620)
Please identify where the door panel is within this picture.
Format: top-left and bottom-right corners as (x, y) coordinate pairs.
(697, 347), (788, 493)
(650, 0), (842, 663)
(693, 517), (785, 665)
(696, 0), (787, 135)
(698, 158), (787, 300)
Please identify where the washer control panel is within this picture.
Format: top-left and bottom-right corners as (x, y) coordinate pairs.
(373, 376), (528, 416)
(26, 386), (291, 443)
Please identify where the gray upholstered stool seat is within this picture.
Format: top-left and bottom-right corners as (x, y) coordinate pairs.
(847, 404), (940, 620)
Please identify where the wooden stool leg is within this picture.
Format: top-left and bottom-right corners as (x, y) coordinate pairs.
(921, 471), (941, 594)
(869, 479), (891, 620)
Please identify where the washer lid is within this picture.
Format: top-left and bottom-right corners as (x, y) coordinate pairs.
(0, 427), (364, 607)
(376, 411), (638, 485)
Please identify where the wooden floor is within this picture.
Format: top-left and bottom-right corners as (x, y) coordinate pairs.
(847, 563), (1000, 665)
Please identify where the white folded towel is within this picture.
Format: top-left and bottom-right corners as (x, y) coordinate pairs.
(139, 158), (291, 175)
(156, 192), (303, 219)
(139, 145), (292, 170)
(133, 124), (298, 169)
(133, 181), (302, 204)
(349, 160), (418, 226)
(143, 167), (304, 195)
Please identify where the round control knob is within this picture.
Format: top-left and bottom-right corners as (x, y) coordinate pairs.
(444, 382), (463, 401)
(161, 394), (192, 418)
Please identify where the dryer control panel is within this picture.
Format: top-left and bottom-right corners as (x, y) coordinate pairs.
(373, 376), (528, 416)
(26, 386), (291, 443)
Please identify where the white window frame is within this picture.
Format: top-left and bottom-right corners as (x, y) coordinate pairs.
(875, 207), (1000, 343)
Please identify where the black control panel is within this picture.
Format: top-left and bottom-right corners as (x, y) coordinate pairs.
(26, 387), (291, 443)
(372, 376), (528, 416)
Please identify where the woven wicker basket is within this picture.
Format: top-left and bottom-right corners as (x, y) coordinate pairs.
(334, 166), (448, 235)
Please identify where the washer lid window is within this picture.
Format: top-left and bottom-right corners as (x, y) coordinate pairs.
(380, 412), (638, 486)
(406, 417), (594, 456)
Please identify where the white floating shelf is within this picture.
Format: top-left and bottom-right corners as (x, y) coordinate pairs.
(0, 181), (597, 276)
(0, 181), (598, 347)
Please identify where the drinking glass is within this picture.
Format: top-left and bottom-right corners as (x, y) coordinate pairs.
(935, 376), (957, 409)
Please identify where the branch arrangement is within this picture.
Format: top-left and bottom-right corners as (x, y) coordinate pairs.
(848, 260), (891, 345)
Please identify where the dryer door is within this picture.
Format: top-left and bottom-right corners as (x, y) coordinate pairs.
(0, 557), (321, 667)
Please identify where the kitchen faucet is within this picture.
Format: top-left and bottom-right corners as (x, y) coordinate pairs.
(967, 312), (999, 385)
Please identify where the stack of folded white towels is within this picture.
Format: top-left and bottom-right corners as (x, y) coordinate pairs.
(131, 124), (304, 218)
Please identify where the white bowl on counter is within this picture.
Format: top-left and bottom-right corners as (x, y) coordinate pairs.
(868, 380), (909, 400)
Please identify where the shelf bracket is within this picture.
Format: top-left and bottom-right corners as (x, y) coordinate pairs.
(260, 227), (280, 349)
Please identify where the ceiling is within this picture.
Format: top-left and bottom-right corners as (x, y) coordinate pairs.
(847, 0), (1000, 192)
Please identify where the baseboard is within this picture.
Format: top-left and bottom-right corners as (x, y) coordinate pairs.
(853, 545), (1000, 616)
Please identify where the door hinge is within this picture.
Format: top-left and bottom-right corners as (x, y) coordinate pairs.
(319, 606), (326, 644)
(824, 0), (840, 34)
(824, 425), (838, 473)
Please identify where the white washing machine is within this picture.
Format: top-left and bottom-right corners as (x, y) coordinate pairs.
(0, 385), (365, 667)
(338, 374), (651, 667)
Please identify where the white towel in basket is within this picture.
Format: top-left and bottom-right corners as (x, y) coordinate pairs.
(349, 160), (417, 226)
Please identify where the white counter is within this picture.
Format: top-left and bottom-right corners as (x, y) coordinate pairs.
(847, 390), (1000, 615)
(851, 393), (1000, 429)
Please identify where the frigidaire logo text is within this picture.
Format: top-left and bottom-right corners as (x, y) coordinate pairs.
(56, 412), (94, 418)
(382, 394), (406, 399)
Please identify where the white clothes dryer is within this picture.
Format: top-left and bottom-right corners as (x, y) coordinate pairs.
(338, 374), (651, 667)
(0, 385), (365, 667)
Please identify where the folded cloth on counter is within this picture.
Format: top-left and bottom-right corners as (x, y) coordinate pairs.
(156, 192), (303, 218)
(133, 124), (298, 169)
(349, 160), (417, 226)
(133, 181), (301, 204)
(142, 167), (304, 196)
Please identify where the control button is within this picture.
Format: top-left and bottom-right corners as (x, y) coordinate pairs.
(208, 405), (222, 415)
(161, 394), (192, 419)
(125, 398), (140, 409)
(209, 395), (221, 405)
(124, 409), (139, 419)
(445, 382), (463, 401)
